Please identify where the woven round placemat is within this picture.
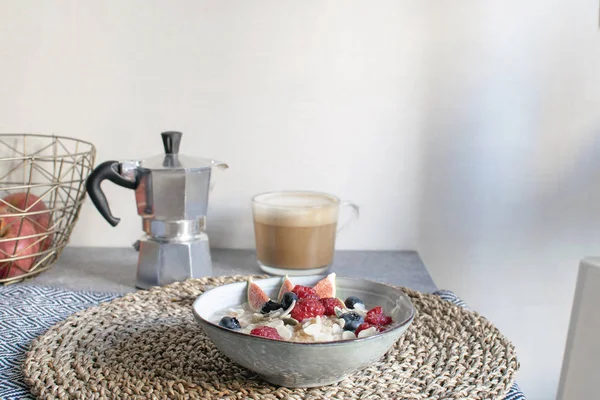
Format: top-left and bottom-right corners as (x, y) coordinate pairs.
(23, 276), (519, 400)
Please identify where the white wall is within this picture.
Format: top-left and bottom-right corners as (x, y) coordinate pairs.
(1, 2), (598, 399)
(0, 0), (427, 251)
(417, 2), (600, 399)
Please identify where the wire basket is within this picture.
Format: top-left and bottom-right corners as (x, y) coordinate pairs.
(0, 134), (96, 284)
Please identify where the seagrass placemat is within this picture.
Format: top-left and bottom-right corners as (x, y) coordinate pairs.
(23, 275), (519, 400)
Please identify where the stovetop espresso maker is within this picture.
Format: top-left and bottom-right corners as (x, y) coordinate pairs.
(86, 131), (228, 289)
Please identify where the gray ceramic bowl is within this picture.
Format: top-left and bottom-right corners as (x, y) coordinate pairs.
(192, 275), (415, 388)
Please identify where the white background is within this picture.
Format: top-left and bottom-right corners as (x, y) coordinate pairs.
(1, 1), (599, 399)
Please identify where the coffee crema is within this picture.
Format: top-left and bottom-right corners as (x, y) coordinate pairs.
(253, 192), (339, 270)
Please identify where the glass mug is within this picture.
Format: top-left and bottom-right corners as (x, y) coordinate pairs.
(252, 191), (359, 276)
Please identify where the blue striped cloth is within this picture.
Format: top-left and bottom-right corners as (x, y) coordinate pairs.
(0, 285), (525, 399)
(0, 286), (119, 399)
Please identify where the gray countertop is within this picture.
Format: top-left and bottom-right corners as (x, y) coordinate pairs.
(18, 247), (437, 294)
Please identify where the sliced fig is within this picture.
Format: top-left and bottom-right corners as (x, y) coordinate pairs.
(247, 277), (270, 312)
(277, 275), (294, 301)
(312, 272), (336, 298)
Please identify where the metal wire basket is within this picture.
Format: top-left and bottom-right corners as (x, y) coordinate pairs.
(0, 134), (96, 284)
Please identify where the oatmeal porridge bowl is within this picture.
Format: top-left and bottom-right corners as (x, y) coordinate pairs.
(192, 274), (415, 388)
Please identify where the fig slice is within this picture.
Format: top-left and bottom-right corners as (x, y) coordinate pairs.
(247, 277), (270, 312)
(312, 272), (336, 298)
(277, 275), (294, 302)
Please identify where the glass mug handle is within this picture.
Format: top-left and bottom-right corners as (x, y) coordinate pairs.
(337, 201), (360, 232)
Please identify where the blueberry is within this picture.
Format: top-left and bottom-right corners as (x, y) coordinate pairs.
(344, 296), (364, 309)
(260, 300), (283, 314)
(218, 316), (241, 330)
(341, 312), (364, 331)
(281, 292), (298, 310)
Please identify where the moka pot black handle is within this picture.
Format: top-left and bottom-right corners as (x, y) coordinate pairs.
(85, 160), (138, 227)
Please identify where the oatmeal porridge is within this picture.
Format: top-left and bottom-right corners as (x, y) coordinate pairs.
(213, 274), (395, 342)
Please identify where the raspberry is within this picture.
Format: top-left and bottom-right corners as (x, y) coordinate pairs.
(355, 323), (384, 337)
(250, 326), (282, 340)
(355, 322), (373, 336)
(320, 297), (343, 316)
(290, 298), (325, 321)
(292, 285), (320, 300)
(365, 306), (393, 327)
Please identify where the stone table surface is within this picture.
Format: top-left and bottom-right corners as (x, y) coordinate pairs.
(16, 247), (437, 294)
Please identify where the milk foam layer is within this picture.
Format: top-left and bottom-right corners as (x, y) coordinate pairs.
(253, 192), (339, 227)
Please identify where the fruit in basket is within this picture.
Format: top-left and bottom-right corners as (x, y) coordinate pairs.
(0, 216), (41, 279)
(2, 193), (50, 227)
(1, 192), (53, 251)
